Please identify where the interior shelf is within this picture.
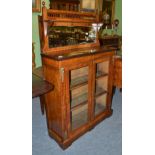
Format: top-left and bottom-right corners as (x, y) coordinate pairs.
(96, 71), (108, 79)
(71, 93), (88, 109)
(95, 87), (107, 98)
(71, 87), (107, 112)
(70, 75), (88, 90)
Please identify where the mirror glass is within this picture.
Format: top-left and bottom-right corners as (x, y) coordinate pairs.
(48, 26), (97, 48)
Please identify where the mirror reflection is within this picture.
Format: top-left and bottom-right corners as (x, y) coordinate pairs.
(48, 26), (96, 48)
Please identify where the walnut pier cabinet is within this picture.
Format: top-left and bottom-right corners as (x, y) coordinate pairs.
(38, 6), (116, 149)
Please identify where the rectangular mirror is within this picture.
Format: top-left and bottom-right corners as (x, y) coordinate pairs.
(48, 26), (97, 48)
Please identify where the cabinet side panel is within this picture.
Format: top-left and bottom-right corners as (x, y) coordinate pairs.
(43, 63), (64, 138)
(113, 57), (122, 88)
(107, 55), (114, 109)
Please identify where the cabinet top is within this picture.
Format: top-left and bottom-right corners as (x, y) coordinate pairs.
(41, 46), (116, 61)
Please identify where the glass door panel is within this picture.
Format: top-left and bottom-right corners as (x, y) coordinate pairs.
(96, 61), (109, 78)
(71, 84), (88, 108)
(95, 94), (107, 116)
(94, 60), (109, 116)
(71, 104), (88, 130)
(69, 66), (89, 131)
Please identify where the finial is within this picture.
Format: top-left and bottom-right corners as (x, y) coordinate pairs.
(42, 1), (45, 7)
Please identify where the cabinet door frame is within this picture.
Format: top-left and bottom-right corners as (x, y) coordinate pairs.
(65, 61), (92, 136)
(92, 55), (113, 118)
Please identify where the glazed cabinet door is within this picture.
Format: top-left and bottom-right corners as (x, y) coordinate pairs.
(92, 56), (113, 117)
(65, 63), (92, 132)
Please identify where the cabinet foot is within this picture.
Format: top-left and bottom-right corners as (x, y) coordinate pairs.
(61, 143), (72, 150)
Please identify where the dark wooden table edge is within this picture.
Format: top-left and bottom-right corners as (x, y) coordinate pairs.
(32, 74), (54, 98)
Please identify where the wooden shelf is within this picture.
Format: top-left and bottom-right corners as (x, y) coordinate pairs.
(71, 87), (107, 110)
(71, 93), (88, 109)
(96, 71), (108, 80)
(95, 87), (107, 98)
(70, 75), (88, 90)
